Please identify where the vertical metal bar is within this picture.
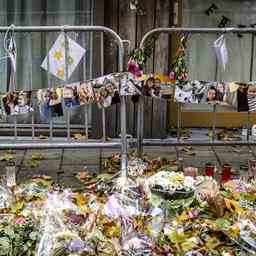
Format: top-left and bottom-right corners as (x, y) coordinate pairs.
(100, 32), (106, 141)
(247, 111), (250, 141)
(47, 33), (53, 141)
(14, 116), (17, 140)
(137, 95), (144, 157)
(100, 32), (104, 75)
(214, 56), (218, 81)
(250, 32), (255, 81)
(177, 102), (182, 142)
(120, 96), (128, 175)
(248, 32), (255, 142)
(29, 32), (35, 139)
(212, 104), (217, 142)
(102, 108), (106, 141)
(64, 31), (71, 141)
(82, 32), (89, 138)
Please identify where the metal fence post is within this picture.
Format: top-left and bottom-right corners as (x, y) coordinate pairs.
(137, 95), (144, 157)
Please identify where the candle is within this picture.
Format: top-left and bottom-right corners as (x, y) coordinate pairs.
(5, 161), (16, 187)
(221, 164), (232, 183)
(205, 163), (214, 177)
(184, 167), (198, 178)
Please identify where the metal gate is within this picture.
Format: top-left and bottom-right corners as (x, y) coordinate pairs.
(136, 27), (256, 156)
(0, 25), (128, 172)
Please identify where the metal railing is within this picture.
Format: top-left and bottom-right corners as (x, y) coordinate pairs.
(0, 25), (128, 172)
(137, 27), (256, 156)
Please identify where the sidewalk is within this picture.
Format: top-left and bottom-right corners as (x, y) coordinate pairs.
(0, 144), (254, 187)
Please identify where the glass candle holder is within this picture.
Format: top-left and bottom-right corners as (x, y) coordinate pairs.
(184, 167), (198, 178)
(205, 163), (214, 177)
(5, 161), (16, 187)
(221, 164), (232, 183)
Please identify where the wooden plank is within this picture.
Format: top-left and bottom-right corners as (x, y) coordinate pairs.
(118, 0), (136, 66)
(154, 0), (171, 74)
(143, 97), (153, 138)
(136, 0), (156, 73)
(133, 100), (138, 137)
(91, 103), (103, 139)
(105, 104), (118, 138)
(152, 97), (168, 138)
(104, 0), (118, 74)
(125, 96), (135, 136)
(169, 102), (256, 128)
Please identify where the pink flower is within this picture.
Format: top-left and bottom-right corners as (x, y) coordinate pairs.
(128, 59), (143, 77)
(182, 73), (188, 81)
(15, 217), (27, 225)
(188, 209), (199, 219)
(169, 71), (176, 80)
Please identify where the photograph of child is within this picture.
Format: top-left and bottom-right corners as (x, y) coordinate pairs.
(63, 83), (80, 108)
(236, 83), (249, 112)
(206, 86), (218, 103)
(248, 159), (256, 179)
(95, 79), (119, 108)
(37, 88), (63, 119)
(247, 84), (256, 112)
(78, 82), (94, 105)
(2, 91), (33, 115)
(49, 88), (63, 117)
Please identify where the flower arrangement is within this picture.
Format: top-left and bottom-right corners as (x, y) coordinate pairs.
(128, 34), (159, 77)
(169, 35), (189, 83)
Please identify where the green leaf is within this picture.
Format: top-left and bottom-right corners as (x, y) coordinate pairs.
(215, 218), (231, 230)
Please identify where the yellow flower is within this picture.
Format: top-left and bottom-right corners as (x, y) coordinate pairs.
(68, 56), (74, 65)
(56, 68), (65, 78)
(177, 211), (189, 222)
(54, 51), (63, 61)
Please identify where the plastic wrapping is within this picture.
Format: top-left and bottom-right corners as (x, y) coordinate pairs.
(0, 185), (13, 211)
(36, 190), (84, 256)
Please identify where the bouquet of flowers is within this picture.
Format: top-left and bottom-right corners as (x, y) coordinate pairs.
(169, 36), (189, 83)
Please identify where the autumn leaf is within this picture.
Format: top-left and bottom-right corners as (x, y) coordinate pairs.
(25, 159), (39, 168)
(0, 154), (15, 162)
(73, 133), (88, 140)
(31, 153), (44, 161)
(168, 230), (186, 243)
(205, 237), (222, 250)
(180, 237), (198, 252)
(224, 198), (244, 214)
(11, 200), (24, 214)
(75, 194), (88, 206)
(38, 135), (48, 140)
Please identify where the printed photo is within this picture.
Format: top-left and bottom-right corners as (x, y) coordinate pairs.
(63, 83), (80, 108)
(78, 82), (94, 105)
(248, 159), (256, 178)
(94, 76), (119, 108)
(2, 91), (33, 115)
(37, 88), (63, 119)
(120, 73), (142, 96)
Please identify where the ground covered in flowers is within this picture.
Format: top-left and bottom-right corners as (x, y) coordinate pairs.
(0, 154), (256, 256)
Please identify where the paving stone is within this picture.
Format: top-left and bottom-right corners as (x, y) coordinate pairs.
(61, 164), (100, 176)
(20, 159), (60, 173)
(62, 149), (100, 165)
(17, 169), (58, 183)
(0, 150), (26, 167)
(25, 149), (62, 160)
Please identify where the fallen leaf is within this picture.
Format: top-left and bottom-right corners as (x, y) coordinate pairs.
(73, 133), (88, 140)
(0, 154), (15, 162)
(31, 153), (44, 161)
(39, 135), (48, 140)
(25, 159), (40, 168)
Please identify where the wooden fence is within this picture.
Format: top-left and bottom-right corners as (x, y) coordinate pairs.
(92, 0), (177, 139)
(92, 96), (167, 139)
